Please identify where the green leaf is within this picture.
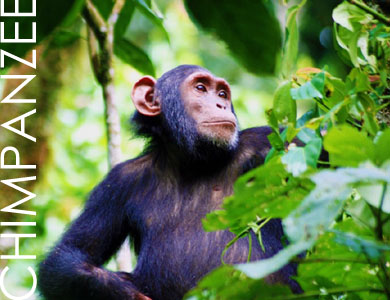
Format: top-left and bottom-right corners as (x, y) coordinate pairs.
(332, 2), (373, 31)
(298, 228), (382, 295)
(273, 81), (297, 125)
(281, 137), (321, 176)
(203, 159), (311, 233)
(324, 125), (375, 167)
(114, 38), (155, 76)
(296, 108), (318, 127)
(185, 266), (293, 300)
(184, 0), (282, 75)
(358, 93), (379, 136)
(91, 0), (113, 20)
(325, 75), (347, 107)
(296, 127), (318, 144)
(236, 239), (313, 279)
(50, 31), (80, 48)
(265, 109), (284, 151)
(331, 230), (390, 259)
(332, 2), (374, 67)
(357, 182), (390, 214)
(239, 163), (390, 280)
(114, 0), (136, 38)
(281, 5), (300, 77)
(134, 0), (170, 42)
(346, 68), (372, 93)
(290, 72), (325, 100)
(284, 170), (352, 244)
(375, 129), (390, 166)
(281, 147), (308, 176)
(267, 132), (284, 151)
(0, 0), (85, 69)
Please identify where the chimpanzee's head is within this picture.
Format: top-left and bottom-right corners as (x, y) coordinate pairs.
(131, 65), (239, 161)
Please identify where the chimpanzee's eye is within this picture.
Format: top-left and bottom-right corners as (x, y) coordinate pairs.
(218, 90), (227, 98)
(195, 84), (207, 92)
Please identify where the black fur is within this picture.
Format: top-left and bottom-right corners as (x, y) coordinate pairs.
(38, 66), (301, 300)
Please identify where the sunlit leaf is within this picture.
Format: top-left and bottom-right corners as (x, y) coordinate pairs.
(324, 125), (375, 167)
(375, 129), (390, 166)
(291, 72), (325, 100)
(273, 81), (297, 125)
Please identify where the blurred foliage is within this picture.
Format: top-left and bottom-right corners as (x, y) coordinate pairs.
(188, 0), (390, 299)
(1, 0), (389, 299)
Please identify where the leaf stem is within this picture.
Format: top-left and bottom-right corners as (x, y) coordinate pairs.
(347, 0), (390, 25)
(376, 182), (387, 241)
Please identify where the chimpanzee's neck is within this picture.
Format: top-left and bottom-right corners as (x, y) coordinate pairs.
(147, 138), (237, 178)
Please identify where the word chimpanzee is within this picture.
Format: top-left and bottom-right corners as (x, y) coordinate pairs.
(38, 65), (301, 300)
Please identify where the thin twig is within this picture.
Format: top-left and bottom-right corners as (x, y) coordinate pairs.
(347, 0), (390, 25)
(86, 27), (100, 81)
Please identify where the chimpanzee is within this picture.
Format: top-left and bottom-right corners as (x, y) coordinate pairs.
(38, 65), (301, 300)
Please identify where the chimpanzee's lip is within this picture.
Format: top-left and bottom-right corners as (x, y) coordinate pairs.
(201, 121), (237, 128)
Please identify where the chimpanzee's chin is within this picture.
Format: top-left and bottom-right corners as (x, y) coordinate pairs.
(190, 133), (238, 165)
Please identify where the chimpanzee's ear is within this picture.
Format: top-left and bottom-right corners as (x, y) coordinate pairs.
(131, 76), (161, 116)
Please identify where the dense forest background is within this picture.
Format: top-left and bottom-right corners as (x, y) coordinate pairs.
(0, 0), (389, 299)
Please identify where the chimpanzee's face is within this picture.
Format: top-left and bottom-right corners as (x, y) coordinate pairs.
(180, 71), (239, 147)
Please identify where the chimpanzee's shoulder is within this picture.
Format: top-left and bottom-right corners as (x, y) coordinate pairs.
(236, 126), (273, 174)
(238, 126), (273, 150)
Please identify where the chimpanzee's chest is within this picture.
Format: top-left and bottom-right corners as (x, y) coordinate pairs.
(129, 176), (262, 299)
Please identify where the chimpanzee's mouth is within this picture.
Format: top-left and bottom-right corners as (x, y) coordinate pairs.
(201, 121), (237, 128)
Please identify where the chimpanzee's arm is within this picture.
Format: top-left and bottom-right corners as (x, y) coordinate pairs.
(38, 162), (149, 300)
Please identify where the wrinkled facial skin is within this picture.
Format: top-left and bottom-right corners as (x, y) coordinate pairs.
(180, 71), (239, 147)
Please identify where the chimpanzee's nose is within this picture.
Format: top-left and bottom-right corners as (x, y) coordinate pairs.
(216, 103), (227, 110)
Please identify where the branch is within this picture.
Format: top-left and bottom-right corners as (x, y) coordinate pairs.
(86, 27), (100, 81)
(109, 0), (125, 28)
(82, 0), (124, 167)
(82, 0), (128, 272)
(347, 0), (390, 25)
(82, 0), (107, 43)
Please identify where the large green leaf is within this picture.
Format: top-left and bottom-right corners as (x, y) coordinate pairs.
(324, 125), (376, 167)
(114, 38), (155, 76)
(184, 0), (282, 75)
(115, 0), (136, 38)
(273, 81), (297, 125)
(0, 0), (85, 69)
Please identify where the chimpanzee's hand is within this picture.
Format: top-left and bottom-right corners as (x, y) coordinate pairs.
(117, 272), (152, 300)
